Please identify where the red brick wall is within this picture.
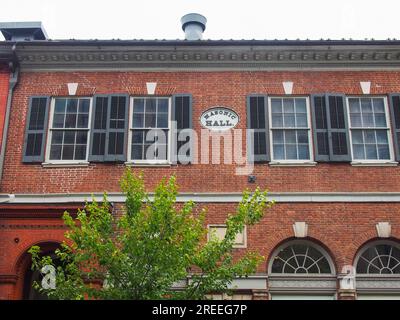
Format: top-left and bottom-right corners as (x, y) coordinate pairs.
(1, 70), (400, 194)
(0, 65), (9, 153)
(1, 201), (399, 299)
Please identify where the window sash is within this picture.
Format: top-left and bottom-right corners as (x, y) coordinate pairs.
(269, 97), (313, 162)
(46, 97), (92, 163)
(347, 97), (394, 162)
(128, 97), (171, 163)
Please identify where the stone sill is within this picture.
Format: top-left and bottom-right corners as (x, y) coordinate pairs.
(42, 162), (90, 168)
(269, 161), (317, 167)
(350, 161), (398, 167)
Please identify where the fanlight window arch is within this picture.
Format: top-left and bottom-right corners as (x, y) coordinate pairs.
(356, 242), (400, 275)
(270, 241), (334, 274)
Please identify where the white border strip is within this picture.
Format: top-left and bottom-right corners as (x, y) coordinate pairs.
(2, 192), (400, 204)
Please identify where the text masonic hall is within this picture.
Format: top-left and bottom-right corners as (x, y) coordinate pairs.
(1, 14), (400, 300)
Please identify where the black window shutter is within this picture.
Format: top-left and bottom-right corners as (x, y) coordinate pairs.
(246, 95), (270, 162)
(389, 94), (400, 161)
(89, 94), (129, 162)
(326, 94), (351, 161)
(172, 94), (193, 164)
(105, 95), (129, 162)
(22, 96), (50, 163)
(311, 94), (351, 162)
(89, 95), (108, 162)
(311, 95), (330, 162)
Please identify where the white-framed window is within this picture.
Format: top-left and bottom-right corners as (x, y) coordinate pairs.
(128, 97), (171, 164)
(269, 97), (313, 162)
(46, 97), (92, 163)
(347, 96), (394, 162)
(356, 241), (400, 274)
(207, 224), (247, 248)
(270, 241), (334, 274)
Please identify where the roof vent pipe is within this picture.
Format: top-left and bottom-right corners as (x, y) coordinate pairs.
(181, 13), (207, 40)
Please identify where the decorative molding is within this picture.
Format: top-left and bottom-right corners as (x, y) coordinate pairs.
(7, 42), (400, 71)
(2, 192), (400, 204)
(376, 222), (392, 238)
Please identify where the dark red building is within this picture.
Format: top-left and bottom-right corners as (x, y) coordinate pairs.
(1, 16), (400, 300)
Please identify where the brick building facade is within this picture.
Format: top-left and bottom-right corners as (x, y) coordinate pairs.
(1, 17), (400, 300)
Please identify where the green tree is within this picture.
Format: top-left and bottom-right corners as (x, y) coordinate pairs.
(29, 170), (274, 300)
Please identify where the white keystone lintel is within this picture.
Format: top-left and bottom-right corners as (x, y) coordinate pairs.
(283, 81), (293, 94)
(146, 82), (157, 95)
(360, 81), (371, 94)
(376, 222), (391, 238)
(2, 192), (400, 204)
(67, 82), (78, 95)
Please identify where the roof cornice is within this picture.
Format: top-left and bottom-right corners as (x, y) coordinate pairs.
(4, 41), (400, 71)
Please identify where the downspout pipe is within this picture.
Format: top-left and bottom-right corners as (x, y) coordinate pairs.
(0, 44), (19, 184)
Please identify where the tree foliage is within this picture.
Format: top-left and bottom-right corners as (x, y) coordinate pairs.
(29, 170), (274, 300)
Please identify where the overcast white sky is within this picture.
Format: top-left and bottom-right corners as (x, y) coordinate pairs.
(0, 0), (399, 41)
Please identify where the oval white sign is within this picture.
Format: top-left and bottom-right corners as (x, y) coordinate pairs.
(200, 107), (239, 131)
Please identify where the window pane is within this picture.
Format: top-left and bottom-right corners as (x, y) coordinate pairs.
(145, 113), (156, 127)
(133, 113), (144, 128)
(364, 130), (376, 143)
(133, 99), (144, 113)
(378, 145), (390, 160)
(157, 113), (168, 128)
(77, 114), (89, 128)
(67, 99), (78, 113)
(49, 145), (62, 160)
(296, 114), (307, 127)
(283, 99), (294, 113)
(272, 114), (283, 127)
(54, 99), (66, 113)
(352, 130), (363, 144)
(376, 131), (388, 144)
(79, 99), (90, 113)
(52, 131), (63, 144)
(350, 114), (362, 127)
(64, 131), (75, 144)
(297, 130), (308, 144)
(146, 99), (156, 112)
(53, 114), (65, 128)
(374, 114), (386, 127)
(362, 113), (374, 127)
(285, 130), (296, 144)
(349, 98), (360, 113)
(131, 144), (143, 160)
(74, 145), (86, 160)
(285, 144), (297, 159)
(273, 130), (284, 143)
(271, 99), (282, 113)
(295, 98), (306, 113)
(64, 114), (77, 128)
(298, 145), (309, 160)
(76, 131), (87, 144)
(62, 145), (74, 160)
(273, 144), (284, 160)
(132, 131), (144, 144)
(373, 98), (385, 113)
(158, 99), (168, 113)
(283, 114), (295, 127)
(365, 145), (378, 159)
(360, 98), (373, 113)
(353, 144), (365, 159)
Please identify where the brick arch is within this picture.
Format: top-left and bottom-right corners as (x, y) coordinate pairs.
(13, 240), (61, 300)
(265, 236), (338, 275)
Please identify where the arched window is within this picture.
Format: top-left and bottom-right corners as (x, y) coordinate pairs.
(270, 241), (334, 274)
(356, 242), (400, 274)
